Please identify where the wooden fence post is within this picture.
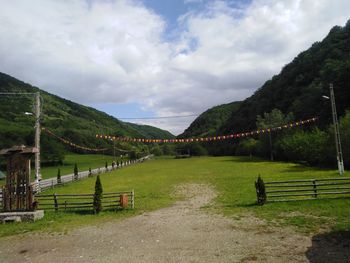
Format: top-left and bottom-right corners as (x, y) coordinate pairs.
(313, 180), (317, 198)
(131, 189), (134, 209)
(255, 175), (266, 205)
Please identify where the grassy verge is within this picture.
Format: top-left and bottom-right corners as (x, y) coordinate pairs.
(1, 153), (119, 183)
(0, 156), (349, 237)
(37, 153), (119, 180)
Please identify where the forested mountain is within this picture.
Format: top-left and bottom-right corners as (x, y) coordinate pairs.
(183, 20), (350, 137)
(127, 123), (174, 139)
(221, 20), (350, 133)
(0, 72), (174, 163)
(180, 102), (242, 138)
(179, 20), (350, 166)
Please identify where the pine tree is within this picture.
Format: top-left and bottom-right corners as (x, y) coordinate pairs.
(57, 168), (61, 184)
(74, 163), (78, 180)
(93, 175), (103, 214)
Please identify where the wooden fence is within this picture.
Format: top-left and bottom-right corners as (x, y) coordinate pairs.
(34, 191), (134, 212)
(255, 176), (350, 205)
(36, 154), (153, 192)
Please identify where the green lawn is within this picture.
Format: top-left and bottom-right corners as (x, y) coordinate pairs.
(37, 153), (120, 180)
(0, 156), (349, 237)
(1, 153), (124, 184)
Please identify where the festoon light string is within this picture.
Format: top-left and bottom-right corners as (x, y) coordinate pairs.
(95, 117), (318, 144)
(42, 127), (108, 152)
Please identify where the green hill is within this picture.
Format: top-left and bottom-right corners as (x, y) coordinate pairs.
(221, 20), (350, 133)
(183, 20), (350, 137)
(179, 20), (350, 164)
(0, 72), (174, 163)
(179, 101), (242, 138)
(127, 123), (174, 139)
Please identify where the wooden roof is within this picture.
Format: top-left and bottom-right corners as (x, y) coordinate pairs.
(0, 145), (38, 156)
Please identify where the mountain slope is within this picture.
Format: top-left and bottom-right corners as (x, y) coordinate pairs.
(127, 123), (174, 139)
(220, 20), (350, 133)
(0, 72), (174, 160)
(178, 20), (350, 160)
(180, 101), (242, 138)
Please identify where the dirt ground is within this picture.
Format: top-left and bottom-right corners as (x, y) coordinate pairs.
(0, 184), (349, 263)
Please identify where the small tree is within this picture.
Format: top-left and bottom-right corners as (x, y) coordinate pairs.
(255, 175), (266, 205)
(88, 167), (92, 177)
(74, 163), (78, 180)
(117, 160), (119, 168)
(57, 168), (61, 184)
(93, 175), (103, 214)
(105, 161), (108, 171)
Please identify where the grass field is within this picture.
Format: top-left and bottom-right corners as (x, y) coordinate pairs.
(37, 153), (120, 180)
(0, 156), (349, 238)
(0, 153), (120, 185)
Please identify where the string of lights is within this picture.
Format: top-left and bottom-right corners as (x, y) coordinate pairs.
(42, 127), (108, 152)
(96, 117), (318, 143)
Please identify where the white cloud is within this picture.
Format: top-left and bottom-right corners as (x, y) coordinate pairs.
(0, 0), (349, 135)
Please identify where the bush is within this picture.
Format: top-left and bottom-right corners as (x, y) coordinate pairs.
(74, 163), (78, 180)
(277, 128), (328, 166)
(339, 111), (350, 167)
(189, 143), (208, 156)
(236, 138), (259, 157)
(93, 175), (103, 214)
(150, 145), (163, 156)
(57, 168), (61, 184)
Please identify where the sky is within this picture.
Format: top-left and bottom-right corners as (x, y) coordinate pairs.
(0, 0), (349, 135)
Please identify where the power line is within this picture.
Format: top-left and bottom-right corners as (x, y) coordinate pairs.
(120, 114), (199, 120)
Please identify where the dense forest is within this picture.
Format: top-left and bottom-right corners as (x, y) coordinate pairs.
(180, 20), (350, 168)
(0, 72), (174, 164)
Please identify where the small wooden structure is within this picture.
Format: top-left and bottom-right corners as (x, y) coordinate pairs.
(0, 145), (38, 212)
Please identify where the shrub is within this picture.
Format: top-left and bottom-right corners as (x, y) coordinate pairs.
(57, 168), (61, 184)
(74, 163), (78, 180)
(93, 175), (103, 214)
(277, 128), (328, 165)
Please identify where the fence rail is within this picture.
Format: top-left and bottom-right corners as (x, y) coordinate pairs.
(255, 176), (350, 205)
(36, 155), (152, 192)
(0, 154), (152, 208)
(35, 190), (134, 211)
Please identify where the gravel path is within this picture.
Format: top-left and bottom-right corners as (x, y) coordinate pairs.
(0, 184), (348, 262)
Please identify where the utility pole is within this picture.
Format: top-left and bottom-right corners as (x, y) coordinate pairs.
(35, 92), (42, 184)
(329, 84), (345, 175)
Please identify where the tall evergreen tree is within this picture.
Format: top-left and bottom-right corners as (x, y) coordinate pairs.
(74, 163), (78, 180)
(93, 175), (103, 214)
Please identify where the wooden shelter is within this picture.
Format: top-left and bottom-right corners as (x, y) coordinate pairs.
(0, 145), (38, 212)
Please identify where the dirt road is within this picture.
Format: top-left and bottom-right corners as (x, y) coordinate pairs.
(0, 184), (348, 262)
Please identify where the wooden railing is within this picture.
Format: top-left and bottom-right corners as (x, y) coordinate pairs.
(255, 176), (350, 205)
(34, 191), (134, 212)
(36, 155), (153, 192)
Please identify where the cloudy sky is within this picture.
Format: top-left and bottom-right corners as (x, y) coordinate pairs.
(0, 0), (349, 135)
